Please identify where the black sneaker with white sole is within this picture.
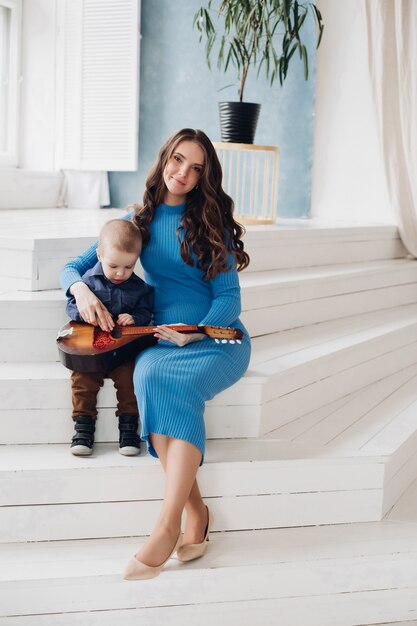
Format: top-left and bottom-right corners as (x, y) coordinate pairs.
(118, 414), (141, 456)
(70, 415), (96, 456)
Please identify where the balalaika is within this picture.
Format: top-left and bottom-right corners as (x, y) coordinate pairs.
(57, 321), (243, 373)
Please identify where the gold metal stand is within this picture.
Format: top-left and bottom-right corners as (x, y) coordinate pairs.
(213, 142), (280, 225)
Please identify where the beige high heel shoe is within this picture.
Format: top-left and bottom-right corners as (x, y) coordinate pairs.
(123, 532), (182, 581)
(177, 506), (213, 562)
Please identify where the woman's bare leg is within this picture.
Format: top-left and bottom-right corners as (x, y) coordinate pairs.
(136, 434), (202, 567)
(146, 435), (208, 546)
(182, 479), (209, 545)
(149, 435), (208, 545)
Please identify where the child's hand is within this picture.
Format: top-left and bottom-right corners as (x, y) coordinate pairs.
(117, 313), (135, 326)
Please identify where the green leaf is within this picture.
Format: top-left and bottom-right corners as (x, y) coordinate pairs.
(218, 35), (226, 66)
(311, 4), (325, 48)
(217, 83), (237, 92)
(206, 34), (215, 62)
(296, 11), (307, 32)
(293, 0), (299, 27)
(301, 43), (308, 78)
(287, 41), (298, 63)
(224, 46), (233, 72)
(317, 23), (324, 48)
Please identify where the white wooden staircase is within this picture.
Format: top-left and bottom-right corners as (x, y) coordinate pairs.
(1, 208), (417, 624)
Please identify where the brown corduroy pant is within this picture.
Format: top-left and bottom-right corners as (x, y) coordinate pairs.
(70, 361), (138, 420)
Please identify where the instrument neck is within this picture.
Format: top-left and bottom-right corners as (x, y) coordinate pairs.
(118, 325), (201, 336)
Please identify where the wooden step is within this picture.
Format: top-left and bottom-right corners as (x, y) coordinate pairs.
(2, 592), (417, 626)
(245, 220), (407, 272)
(1, 523), (417, 624)
(0, 209), (406, 289)
(0, 437), (385, 542)
(1, 258), (417, 362)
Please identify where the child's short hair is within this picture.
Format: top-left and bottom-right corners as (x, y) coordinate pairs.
(99, 219), (142, 255)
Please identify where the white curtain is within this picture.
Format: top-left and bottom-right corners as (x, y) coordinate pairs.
(364, 0), (417, 256)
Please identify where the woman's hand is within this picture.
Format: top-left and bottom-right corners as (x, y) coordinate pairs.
(70, 281), (114, 332)
(154, 324), (206, 347)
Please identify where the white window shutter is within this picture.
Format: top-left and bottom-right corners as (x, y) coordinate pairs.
(55, 0), (139, 171)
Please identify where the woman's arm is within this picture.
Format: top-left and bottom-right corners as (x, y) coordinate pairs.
(60, 211), (135, 294)
(60, 240), (114, 331)
(198, 261), (241, 327)
(60, 240), (99, 295)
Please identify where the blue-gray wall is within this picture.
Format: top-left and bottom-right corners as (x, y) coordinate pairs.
(109, 0), (318, 218)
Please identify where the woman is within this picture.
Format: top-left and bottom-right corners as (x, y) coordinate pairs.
(60, 128), (251, 580)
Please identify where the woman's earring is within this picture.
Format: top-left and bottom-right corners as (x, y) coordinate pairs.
(195, 185), (199, 190)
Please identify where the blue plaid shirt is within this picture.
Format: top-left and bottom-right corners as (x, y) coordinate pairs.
(66, 261), (154, 326)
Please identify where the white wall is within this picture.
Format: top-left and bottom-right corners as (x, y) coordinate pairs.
(311, 0), (393, 223)
(19, 0), (56, 170)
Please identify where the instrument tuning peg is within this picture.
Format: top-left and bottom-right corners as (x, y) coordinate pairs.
(215, 338), (220, 344)
(237, 339), (242, 345)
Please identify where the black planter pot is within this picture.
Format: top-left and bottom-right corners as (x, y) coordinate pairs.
(218, 101), (261, 144)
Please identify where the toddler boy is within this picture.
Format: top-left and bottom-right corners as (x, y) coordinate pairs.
(66, 219), (153, 457)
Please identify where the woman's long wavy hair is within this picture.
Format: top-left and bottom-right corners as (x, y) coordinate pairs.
(131, 128), (250, 280)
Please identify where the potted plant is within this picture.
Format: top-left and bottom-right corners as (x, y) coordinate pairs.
(194, 0), (324, 143)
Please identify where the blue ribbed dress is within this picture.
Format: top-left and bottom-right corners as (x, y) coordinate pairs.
(60, 202), (251, 462)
